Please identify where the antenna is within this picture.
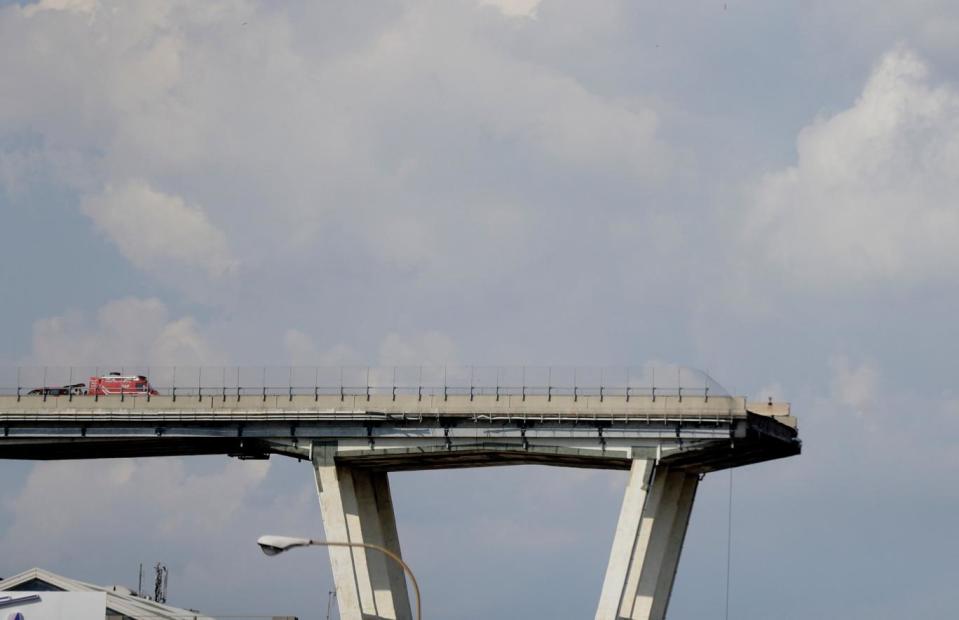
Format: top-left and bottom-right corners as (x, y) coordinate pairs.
(137, 563), (143, 597)
(154, 563), (168, 604)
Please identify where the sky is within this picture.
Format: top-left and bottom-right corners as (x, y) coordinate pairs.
(1, 0), (959, 618)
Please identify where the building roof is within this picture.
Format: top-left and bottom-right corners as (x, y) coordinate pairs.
(0, 567), (215, 620)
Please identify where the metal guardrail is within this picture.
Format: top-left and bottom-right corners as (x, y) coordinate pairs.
(0, 365), (728, 402)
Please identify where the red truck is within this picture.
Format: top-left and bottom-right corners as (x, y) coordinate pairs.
(88, 372), (159, 396)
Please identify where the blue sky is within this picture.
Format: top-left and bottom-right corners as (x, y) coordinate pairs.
(2, 1), (959, 618)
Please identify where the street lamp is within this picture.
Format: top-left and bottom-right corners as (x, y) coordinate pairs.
(257, 535), (422, 620)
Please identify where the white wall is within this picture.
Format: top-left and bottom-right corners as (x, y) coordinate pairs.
(0, 592), (105, 620)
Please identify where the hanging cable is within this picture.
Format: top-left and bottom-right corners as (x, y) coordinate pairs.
(724, 467), (733, 620)
(326, 589), (336, 620)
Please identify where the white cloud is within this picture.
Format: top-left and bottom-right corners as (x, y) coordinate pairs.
(0, 0), (668, 292)
(282, 328), (362, 366)
(29, 297), (226, 366)
(378, 331), (458, 366)
(479, 0), (541, 18)
(2, 458), (269, 562)
(81, 180), (237, 281)
(22, 0), (98, 18)
(829, 355), (878, 415)
(745, 47), (959, 287)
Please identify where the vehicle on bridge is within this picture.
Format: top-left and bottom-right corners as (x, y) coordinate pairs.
(88, 373), (159, 396)
(27, 383), (87, 396)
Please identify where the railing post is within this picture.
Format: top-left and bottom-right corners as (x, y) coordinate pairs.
(600, 367), (604, 402)
(651, 367), (656, 402)
(522, 366), (526, 402)
(625, 367), (630, 403)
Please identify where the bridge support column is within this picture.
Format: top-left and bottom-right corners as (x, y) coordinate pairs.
(313, 448), (412, 620)
(595, 460), (699, 620)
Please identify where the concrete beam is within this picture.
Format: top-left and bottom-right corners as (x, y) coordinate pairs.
(596, 462), (699, 620)
(313, 448), (412, 620)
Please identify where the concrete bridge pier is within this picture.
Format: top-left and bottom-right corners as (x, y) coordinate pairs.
(312, 444), (412, 620)
(596, 460), (700, 620)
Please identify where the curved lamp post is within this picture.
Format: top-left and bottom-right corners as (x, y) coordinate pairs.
(257, 535), (422, 620)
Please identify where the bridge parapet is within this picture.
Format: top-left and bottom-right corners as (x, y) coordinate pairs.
(0, 364), (727, 398)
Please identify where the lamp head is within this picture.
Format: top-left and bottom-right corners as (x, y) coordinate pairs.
(257, 535), (312, 556)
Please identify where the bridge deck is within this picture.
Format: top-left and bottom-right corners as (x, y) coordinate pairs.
(0, 394), (799, 473)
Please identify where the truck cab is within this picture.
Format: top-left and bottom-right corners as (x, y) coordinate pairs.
(88, 373), (159, 396)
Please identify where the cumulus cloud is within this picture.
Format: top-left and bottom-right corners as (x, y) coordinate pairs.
(282, 328), (362, 366)
(22, 0), (98, 16)
(2, 458), (269, 563)
(0, 0), (668, 300)
(29, 297), (225, 366)
(829, 355), (878, 415)
(745, 47), (959, 287)
(81, 180), (237, 281)
(378, 331), (458, 366)
(479, 0), (541, 18)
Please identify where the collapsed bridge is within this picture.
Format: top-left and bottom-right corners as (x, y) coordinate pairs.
(0, 365), (800, 620)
